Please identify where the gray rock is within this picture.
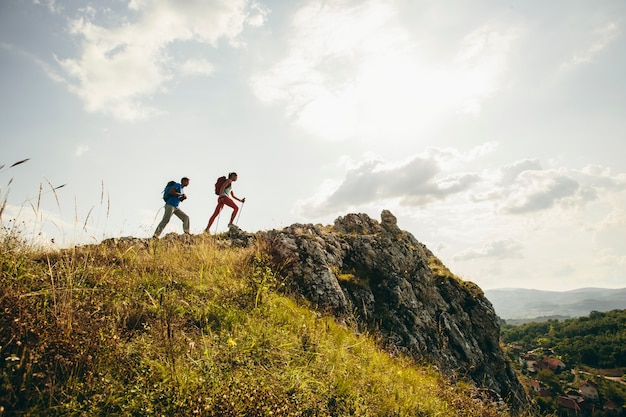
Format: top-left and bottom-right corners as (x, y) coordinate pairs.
(258, 211), (531, 413)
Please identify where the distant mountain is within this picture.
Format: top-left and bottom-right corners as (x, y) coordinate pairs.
(484, 287), (626, 321)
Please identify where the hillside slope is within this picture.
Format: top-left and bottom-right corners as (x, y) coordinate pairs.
(0, 211), (533, 416)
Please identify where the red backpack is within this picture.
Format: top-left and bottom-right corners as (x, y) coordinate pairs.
(214, 176), (227, 195)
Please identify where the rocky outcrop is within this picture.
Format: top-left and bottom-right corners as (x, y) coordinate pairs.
(258, 210), (531, 413)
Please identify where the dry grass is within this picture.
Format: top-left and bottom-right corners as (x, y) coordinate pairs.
(0, 232), (526, 416)
(429, 255), (484, 298)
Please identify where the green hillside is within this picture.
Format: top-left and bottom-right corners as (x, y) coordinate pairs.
(501, 310), (626, 416)
(502, 310), (626, 369)
(0, 232), (522, 416)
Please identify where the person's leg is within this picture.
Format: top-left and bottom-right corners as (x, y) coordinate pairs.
(154, 204), (175, 237)
(205, 198), (225, 232)
(222, 197), (238, 225)
(174, 207), (190, 234)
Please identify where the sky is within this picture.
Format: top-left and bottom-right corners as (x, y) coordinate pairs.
(1, 0), (625, 292)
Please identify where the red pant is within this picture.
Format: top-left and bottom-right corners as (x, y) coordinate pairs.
(207, 195), (238, 229)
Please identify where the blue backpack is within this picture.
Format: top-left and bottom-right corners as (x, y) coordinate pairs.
(163, 181), (176, 201)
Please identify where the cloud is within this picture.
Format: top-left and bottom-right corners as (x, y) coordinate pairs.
(502, 171), (581, 214)
(296, 147), (483, 218)
(560, 21), (620, 71)
(1, 42), (66, 84)
(179, 58), (215, 76)
(57, 0), (265, 120)
(74, 144), (89, 157)
(497, 164), (626, 215)
(246, 1), (270, 28)
(497, 159), (543, 186)
(597, 209), (626, 231)
(453, 24), (520, 115)
(593, 247), (626, 269)
(34, 0), (62, 14)
(251, 0), (407, 141)
(251, 1), (519, 142)
(453, 239), (523, 261)
(580, 164), (626, 191)
(297, 146), (626, 223)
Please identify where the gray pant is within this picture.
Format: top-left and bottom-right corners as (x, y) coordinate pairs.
(154, 204), (189, 237)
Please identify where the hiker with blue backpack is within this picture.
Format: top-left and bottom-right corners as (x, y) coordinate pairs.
(153, 177), (190, 238)
(204, 172), (245, 234)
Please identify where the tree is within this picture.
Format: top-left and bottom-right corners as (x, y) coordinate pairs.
(536, 370), (563, 395)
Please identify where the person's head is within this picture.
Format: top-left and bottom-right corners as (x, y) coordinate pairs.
(181, 177), (190, 186)
(228, 172), (238, 181)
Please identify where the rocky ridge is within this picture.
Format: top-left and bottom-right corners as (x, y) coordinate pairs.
(255, 210), (530, 413)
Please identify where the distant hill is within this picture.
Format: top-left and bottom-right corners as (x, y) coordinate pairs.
(485, 287), (626, 321)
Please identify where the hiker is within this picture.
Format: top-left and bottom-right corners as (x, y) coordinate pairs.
(204, 172), (245, 233)
(153, 177), (190, 238)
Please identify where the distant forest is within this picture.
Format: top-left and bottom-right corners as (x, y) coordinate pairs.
(501, 309), (626, 369)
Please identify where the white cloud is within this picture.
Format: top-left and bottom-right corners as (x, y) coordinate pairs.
(246, 1), (270, 28)
(296, 147), (626, 241)
(74, 144), (89, 157)
(1, 42), (66, 84)
(452, 24), (520, 115)
(296, 146), (486, 218)
(251, 1), (519, 142)
(252, 0), (407, 141)
(580, 164), (626, 191)
(597, 208), (626, 231)
(453, 239), (523, 261)
(497, 164), (626, 215)
(560, 21), (620, 72)
(497, 159), (543, 186)
(502, 171), (581, 214)
(179, 58), (215, 76)
(57, 0), (264, 120)
(594, 249), (626, 268)
(33, 0), (62, 14)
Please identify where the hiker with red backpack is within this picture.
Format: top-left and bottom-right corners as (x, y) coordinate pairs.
(204, 172), (245, 234)
(153, 177), (190, 238)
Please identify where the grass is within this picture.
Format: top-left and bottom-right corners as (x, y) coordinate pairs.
(0, 230), (524, 416)
(0, 159), (520, 416)
(429, 255), (484, 298)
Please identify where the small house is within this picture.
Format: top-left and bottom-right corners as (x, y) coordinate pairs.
(558, 396), (582, 414)
(579, 380), (600, 402)
(541, 357), (567, 372)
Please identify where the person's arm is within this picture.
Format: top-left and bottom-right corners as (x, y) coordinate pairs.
(169, 185), (186, 199)
(230, 191), (245, 203)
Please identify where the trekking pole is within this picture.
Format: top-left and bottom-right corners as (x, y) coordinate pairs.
(235, 200), (244, 225)
(214, 211), (221, 234)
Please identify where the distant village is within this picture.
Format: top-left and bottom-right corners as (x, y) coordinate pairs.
(507, 343), (625, 416)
